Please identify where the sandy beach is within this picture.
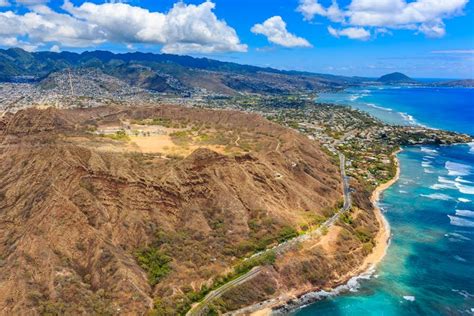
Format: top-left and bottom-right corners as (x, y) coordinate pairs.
(242, 149), (402, 316)
(361, 149), (402, 272)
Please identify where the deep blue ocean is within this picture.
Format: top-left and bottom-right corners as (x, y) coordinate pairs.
(316, 86), (474, 134)
(295, 87), (474, 315)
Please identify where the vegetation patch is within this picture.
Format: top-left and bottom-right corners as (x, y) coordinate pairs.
(170, 130), (192, 146)
(100, 130), (130, 141)
(135, 247), (172, 286)
(340, 212), (354, 225)
(355, 226), (373, 243)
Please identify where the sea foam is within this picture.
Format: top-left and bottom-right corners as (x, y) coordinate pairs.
(445, 161), (472, 176)
(421, 161), (432, 168)
(456, 183), (474, 195)
(445, 232), (471, 241)
(468, 142), (474, 155)
(421, 193), (452, 201)
(448, 215), (474, 228)
(452, 289), (474, 299)
(455, 210), (474, 218)
(455, 177), (473, 184)
(421, 147), (438, 155)
(430, 177), (458, 190)
(454, 176), (474, 195)
(400, 112), (417, 125)
(366, 103), (393, 111)
(284, 266), (376, 311)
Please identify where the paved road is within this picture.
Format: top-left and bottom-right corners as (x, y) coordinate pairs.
(187, 154), (352, 316)
(187, 267), (263, 316)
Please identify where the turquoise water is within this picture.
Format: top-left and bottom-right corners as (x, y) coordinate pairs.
(295, 88), (474, 315)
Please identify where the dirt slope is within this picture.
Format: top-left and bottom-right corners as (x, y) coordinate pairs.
(0, 106), (342, 315)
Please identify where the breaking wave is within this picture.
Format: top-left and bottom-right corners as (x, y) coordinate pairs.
(468, 142), (474, 155)
(349, 92), (369, 101)
(452, 289), (474, 299)
(455, 177), (473, 184)
(400, 112), (417, 125)
(445, 232), (471, 241)
(366, 103), (393, 111)
(430, 176), (474, 193)
(448, 215), (474, 228)
(421, 193), (452, 201)
(281, 266), (377, 313)
(455, 210), (474, 218)
(422, 161), (432, 168)
(421, 147), (438, 155)
(445, 161), (472, 176)
(456, 183), (474, 195)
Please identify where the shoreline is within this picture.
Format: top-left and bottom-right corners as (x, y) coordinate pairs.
(241, 149), (402, 316)
(364, 148), (401, 272)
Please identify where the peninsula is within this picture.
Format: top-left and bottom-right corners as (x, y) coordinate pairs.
(0, 49), (472, 316)
(0, 94), (470, 315)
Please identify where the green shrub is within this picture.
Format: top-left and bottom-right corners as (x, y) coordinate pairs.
(147, 118), (172, 127)
(276, 226), (298, 243)
(101, 130), (130, 141)
(362, 242), (374, 254)
(340, 212), (353, 225)
(355, 227), (372, 243)
(234, 251), (276, 275)
(136, 248), (171, 286)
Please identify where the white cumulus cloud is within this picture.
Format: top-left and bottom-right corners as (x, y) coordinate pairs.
(298, 0), (468, 39)
(0, 0), (247, 54)
(49, 44), (60, 52)
(251, 16), (312, 48)
(328, 26), (371, 40)
(297, 0), (345, 22)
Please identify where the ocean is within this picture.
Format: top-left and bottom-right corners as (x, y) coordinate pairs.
(294, 87), (474, 315)
(316, 86), (474, 134)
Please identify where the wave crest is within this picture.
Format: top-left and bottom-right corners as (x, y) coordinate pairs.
(448, 215), (474, 228)
(455, 210), (474, 218)
(445, 161), (472, 177)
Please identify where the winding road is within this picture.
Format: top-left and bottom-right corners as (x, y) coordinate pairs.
(187, 153), (351, 316)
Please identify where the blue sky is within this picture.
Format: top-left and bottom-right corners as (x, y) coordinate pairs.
(0, 0), (473, 78)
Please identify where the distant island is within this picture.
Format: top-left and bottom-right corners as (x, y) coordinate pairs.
(376, 72), (474, 88)
(377, 72), (417, 84)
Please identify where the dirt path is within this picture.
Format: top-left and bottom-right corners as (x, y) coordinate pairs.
(234, 135), (241, 146)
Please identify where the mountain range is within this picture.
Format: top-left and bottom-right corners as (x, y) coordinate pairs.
(0, 48), (366, 95)
(1, 48), (472, 96)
